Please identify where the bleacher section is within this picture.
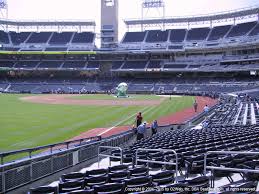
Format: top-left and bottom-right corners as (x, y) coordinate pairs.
(20, 48), (43, 51)
(121, 61), (147, 69)
(87, 61), (100, 69)
(45, 47), (68, 51)
(0, 21), (258, 51)
(9, 32), (31, 45)
(62, 61), (87, 69)
(186, 28), (210, 41)
(2, 56), (243, 72)
(1, 77), (258, 94)
(0, 41), (259, 83)
(169, 29), (186, 42)
(37, 61), (62, 69)
(27, 32), (52, 43)
(168, 45), (183, 50)
(122, 32), (146, 43)
(208, 25), (232, 41)
(227, 21), (257, 37)
(49, 32), (74, 44)
(188, 64), (202, 69)
(0, 47), (20, 51)
(14, 61), (39, 69)
(249, 23), (259, 36)
(0, 20), (258, 52)
(145, 30), (169, 42)
(72, 32), (95, 43)
(164, 63), (188, 69)
(0, 31), (9, 44)
(0, 61), (15, 68)
(120, 21), (259, 50)
(128, 84), (154, 92)
(0, 30), (96, 51)
(111, 61), (124, 70)
(146, 61), (161, 69)
(0, 83), (8, 91)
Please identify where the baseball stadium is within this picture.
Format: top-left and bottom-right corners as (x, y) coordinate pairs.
(0, 0), (259, 193)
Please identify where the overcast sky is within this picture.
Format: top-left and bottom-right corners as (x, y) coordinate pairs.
(5, 0), (259, 40)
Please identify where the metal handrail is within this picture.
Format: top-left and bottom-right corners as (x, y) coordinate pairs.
(98, 146), (123, 168)
(204, 150), (259, 175)
(0, 135), (101, 165)
(0, 130), (134, 193)
(135, 148), (179, 182)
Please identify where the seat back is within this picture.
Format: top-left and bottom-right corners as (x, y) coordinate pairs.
(30, 186), (58, 194)
(109, 164), (129, 173)
(130, 167), (149, 177)
(84, 175), (108, 188)
(66, 189), (95, 194)
(86, 168), (108, 177)
(151, 170), (175, 185)
(61, 172), (85, 182)
(93, 183), (124, 194)
(185, 176), (209, 188)
(59, 180), (84, 193)
(108, 171), (130, 182)
(124, 176), (152, 188)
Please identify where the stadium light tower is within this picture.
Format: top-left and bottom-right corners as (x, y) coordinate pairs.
(0, 0), (8, 19)
(100, 0), (119, 49)
(141, 0), (165, 30)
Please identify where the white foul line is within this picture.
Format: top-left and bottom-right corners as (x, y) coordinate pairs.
(97, 106), (154, 136)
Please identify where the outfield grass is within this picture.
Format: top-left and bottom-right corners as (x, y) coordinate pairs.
(0, 94), (194, 152)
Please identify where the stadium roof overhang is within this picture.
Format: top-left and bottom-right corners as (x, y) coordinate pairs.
(0, 19), (96, 32)
(124, 6), (259, 28)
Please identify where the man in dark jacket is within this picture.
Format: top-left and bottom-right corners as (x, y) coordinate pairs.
(136, 112), (143, 127)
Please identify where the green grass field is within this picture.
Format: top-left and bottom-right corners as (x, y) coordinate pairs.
(0, 94), (194, 152)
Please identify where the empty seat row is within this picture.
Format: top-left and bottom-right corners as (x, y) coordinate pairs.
(0, 61), (100, 69)
(121, 21), (259, 43)
(0, 31), (95, 45)
(30, 170), (211, 194)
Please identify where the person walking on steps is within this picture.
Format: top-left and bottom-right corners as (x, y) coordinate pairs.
(203, 104), (209, 115)
(151, 120), (158, 135)
(136, 122), (147, 141)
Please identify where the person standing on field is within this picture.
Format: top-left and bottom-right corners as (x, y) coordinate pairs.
(136, 112), (143, 127)
(193, 100), (198, 112)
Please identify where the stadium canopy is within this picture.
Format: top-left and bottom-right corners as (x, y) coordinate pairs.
(124, 5), (259, 29)
(0, 19), (96, 32)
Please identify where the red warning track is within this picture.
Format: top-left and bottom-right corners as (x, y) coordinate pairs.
(69, 96), (217, 141)
(157, 96), (217, 125)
